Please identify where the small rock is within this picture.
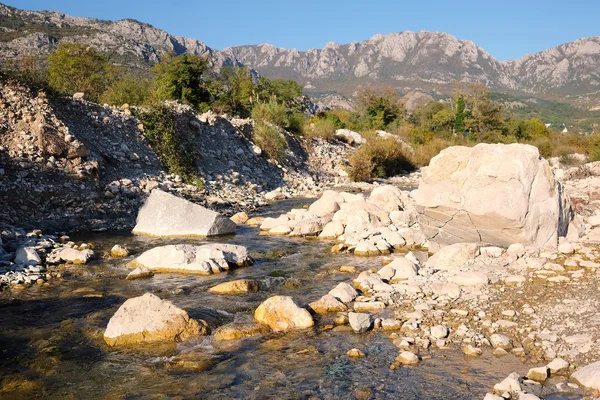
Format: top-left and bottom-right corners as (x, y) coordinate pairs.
(347, 348), (366, 358)
(396, 351), (419, 365)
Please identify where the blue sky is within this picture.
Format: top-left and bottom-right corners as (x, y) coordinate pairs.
(5, 0), (599, 60)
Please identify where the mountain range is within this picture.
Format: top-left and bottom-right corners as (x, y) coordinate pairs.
(1, 2), (599, 108)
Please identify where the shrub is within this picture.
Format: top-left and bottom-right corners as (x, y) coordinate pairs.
(531, 137), (553, 159)
(135, 106), (198, 182)
(286, 111), (305, 135)
(99, 74), (151, 106)
(306, 118), (337, 140)
(348, 137), (414, 182)
(253, 122), (287, 162)
(47, 43), (116, 101)
(411, 138), (459, 167)
(251, 101), (287, 128)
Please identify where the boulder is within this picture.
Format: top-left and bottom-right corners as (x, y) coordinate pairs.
(110, 245), (129, 258)
(104, 293), (208, 346)
(230, 212), (249, 225)
(378, 257), (418, 282)
(308, 294), (348, 314)
(414, 144), (569, 247)
(571, 361), (600, 389)
(132, 189), (236, 237)
(367, 185), (406, 213)
(396, 351), (419, 365)
(333, 201), (391, 234)
(47, 247), (94, 265)
(425, 243), (479, 270)
(254, 296), (314, 332)
(308, 190), (344, 217)
(348, 312), (372, 333)
(329, 282), (358, 303)
(208, 279), (260, 294)
(290, 218), (324, 236)
(319, 220), (345, 239)
(14, 247), (41, 266)
(335, 129), (366, 145)
(131, 244), (252, 275)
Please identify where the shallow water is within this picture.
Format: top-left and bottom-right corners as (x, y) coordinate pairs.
(0, 199), (581, 399)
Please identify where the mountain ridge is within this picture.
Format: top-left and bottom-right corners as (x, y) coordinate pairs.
(1, 2), (599, 106)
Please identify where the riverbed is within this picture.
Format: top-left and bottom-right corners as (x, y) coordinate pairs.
(0, 199), (578, 399)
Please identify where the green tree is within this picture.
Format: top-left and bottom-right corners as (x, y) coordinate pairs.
(100, 74), (151, 106)
(47, 43), (116, 101)
(152, 52), (209, 107)
(454, 95), (466, 133)
(357, 87), (405, 130)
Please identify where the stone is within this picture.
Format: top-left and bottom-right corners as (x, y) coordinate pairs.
(230, 212), (249, 224)
(214, 322), (270, 340)
(308, 294), (348, 314)
(463, 345), (482, 356)
(425, 243), (479, 270)
(110, 245), (129, 258)
(353, 301), (385, 313)
(378, 257), (418, 282)
(335, 129), (366, 145)
(367, 185), (406, 213)
(354, 240), (380, 256)
(126, 267), (154, 280)
(558, 242), (575, 254)
(254, 296), (314, 332)
(290, 218), (324, 236)
(527, 367), (549, 382)
(329, 282), (358, 303)
(505, 275), (526, 284)
(265, 189), (286, 201)
(547, 358), (570, 375)
(132, 189), (237, 237)
(14, 246), (41, 266)
(571, 361), (600, 389)
(104, 293), (208, 346)
(484, 394), (503, 400)
(269, 225), (292, 235)
(339, 265), (356, 273)
(381, 319), (403, 330)
(308, 190), (344, 217)
(48, 247), (94, 265)
(449, 272), (489, 286)
(346, 348), (366, 358)
(208, 279), (260, 294)
(396, 351), (419, 365)
(319, 220), (345, 239)
(348, 312), (372, 333)
(414, 144), (568, 247)
(490, 334), (513, 350)
(130, 243), (252, 275)
(430, 325), (449, 340)
(493, 372), (521, 392)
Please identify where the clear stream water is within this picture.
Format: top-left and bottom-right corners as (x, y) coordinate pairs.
(0, 199), (582, 399)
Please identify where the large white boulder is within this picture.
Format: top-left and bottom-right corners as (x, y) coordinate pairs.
(133, 189), (237, 237)
(104, 293), (208, 346)
(130, 243), (252, 275)
(414, 144), (569, 247)
(308, 190), (345, 217)
(571, 361), (600, 389)
(254, 295), (314, 332)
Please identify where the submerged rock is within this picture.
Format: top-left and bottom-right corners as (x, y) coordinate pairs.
(104, 293), (208, 346)
(110, 245), (129, 258)
(214, 322), (270, 340)
(132, 189), (237, 237)
(208, 279), (260, 294)
(130, 243), (252, 275)
(254, 295), (314, 332)
(126, 267), (154, 280)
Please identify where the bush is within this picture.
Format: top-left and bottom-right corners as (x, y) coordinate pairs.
(411, 138), (459, 167)
(531, 137), (553, 159)
(253, 122), (287, 162)
(251, 101), (287, 128)
(286, 111), (305, 135)
(47, 43), (116, 101)
(99, 74), (151, 106)
(306, 118), (337, 140)
(348, 137), (414, 182)
(135, 106), (198, 182)
(152, 52), (209, 107)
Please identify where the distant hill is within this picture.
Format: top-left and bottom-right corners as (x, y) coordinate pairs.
(1, 2), (600, 111)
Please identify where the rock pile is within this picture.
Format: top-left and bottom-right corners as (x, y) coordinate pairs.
(258, 185), (425, 256)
